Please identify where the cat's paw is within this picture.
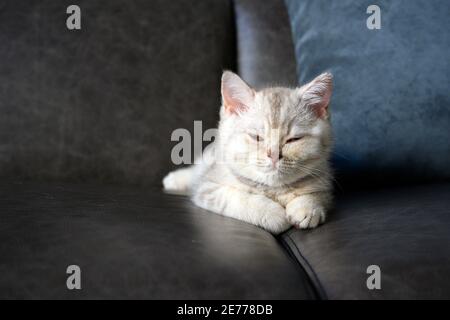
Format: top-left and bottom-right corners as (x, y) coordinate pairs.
(286, 196), (326, 229)
(162, 168), (193, 193)
(258, 198), (291, 235)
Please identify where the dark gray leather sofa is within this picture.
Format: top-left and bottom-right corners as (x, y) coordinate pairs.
(1, 0), (449, 299)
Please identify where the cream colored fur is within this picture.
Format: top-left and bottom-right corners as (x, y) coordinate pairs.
(163, 71), (334, 234)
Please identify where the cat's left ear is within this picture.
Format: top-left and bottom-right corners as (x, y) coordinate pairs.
(299, 72), (333, 118)
(221, 71), (255, 115)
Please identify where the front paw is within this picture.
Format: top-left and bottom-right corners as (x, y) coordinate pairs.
(257, 197), (291, 235)
(286, 197), (326, 229)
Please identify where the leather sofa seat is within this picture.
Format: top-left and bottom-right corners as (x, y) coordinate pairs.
(3, 181), (449, 299)
(282, 182), (450, 299)
(0, 181), (316, 299)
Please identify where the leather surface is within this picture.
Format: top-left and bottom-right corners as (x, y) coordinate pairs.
(0, 181), (316, 299)
(234, 0), (297, 89)
(0, 0), (234, 186)
(282, 182), (450, 299)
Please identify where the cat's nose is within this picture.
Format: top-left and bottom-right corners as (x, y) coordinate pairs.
(267, 148), (282, 166)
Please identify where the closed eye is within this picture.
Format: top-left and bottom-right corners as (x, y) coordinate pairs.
(248, 133), (263, 142)
(286, 136), (304, 143)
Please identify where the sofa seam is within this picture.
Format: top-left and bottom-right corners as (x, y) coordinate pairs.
(281, 233), (329, 300)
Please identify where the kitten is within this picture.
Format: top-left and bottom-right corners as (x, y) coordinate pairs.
(163, 71), (333, 234)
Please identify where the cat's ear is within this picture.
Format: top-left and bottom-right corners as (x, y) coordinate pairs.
(221, 71), (255, 115)
(300, 72), (333, 118)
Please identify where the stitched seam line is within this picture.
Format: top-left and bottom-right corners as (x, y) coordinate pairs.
(281, 233), (329, 300)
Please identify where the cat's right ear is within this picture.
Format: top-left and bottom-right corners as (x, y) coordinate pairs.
(299, 72), (333, 119)
(221, 71), (255, 115)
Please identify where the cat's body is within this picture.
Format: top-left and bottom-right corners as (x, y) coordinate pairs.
(163, 71), (334, 234)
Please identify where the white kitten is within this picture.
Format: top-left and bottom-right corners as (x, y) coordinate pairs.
(163, 71), (333, 234)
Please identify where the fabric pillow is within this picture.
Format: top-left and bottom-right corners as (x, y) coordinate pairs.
(284, 0), (450, 182)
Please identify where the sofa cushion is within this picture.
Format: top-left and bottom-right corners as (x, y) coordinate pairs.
(234, 0), (297, 89)
(281, 182), (450, 299)
(284, 0), (450, 182)
(0, 181), (316, 299)
(0, 0), (234, 186)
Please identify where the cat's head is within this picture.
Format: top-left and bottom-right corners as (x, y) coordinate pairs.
(217, 71), (333, 187)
